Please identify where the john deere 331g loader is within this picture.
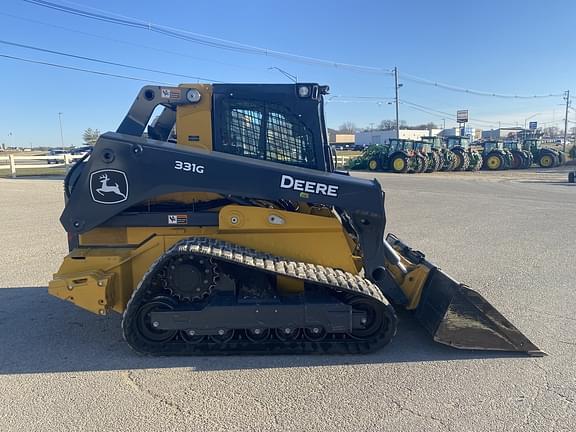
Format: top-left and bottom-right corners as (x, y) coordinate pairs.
(49, 83), (543, 356)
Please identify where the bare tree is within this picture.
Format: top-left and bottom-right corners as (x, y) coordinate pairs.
(338, 122), (357, 134)
(378, 119), (396, 130)
(543, 126), (559, 137)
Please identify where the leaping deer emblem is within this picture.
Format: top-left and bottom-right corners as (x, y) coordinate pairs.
(96, 174), (127, 199)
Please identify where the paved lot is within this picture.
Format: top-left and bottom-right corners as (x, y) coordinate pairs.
(0, 167), (575, 431)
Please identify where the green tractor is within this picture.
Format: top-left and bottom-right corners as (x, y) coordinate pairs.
(445, 136), (482, 171)
(481, 141), (513, 171)
(503, 141), (533, 169)
(352, 139), (422, 173)
(420, 136), (452, 171)
(522, 138), (565, 168)
(386, 139), (425, 173)
(413, 140), (439, 173)
(427, 136), (456, 171)
(347, 144), (389, 171)
(388, 138), (426, 173)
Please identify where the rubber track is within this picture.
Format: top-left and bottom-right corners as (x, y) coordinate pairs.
(122, 237), (397, 355)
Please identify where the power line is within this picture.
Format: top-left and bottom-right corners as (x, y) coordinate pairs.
(401, 100), (519, 127)
(0, 52), (174, 84)
(22, 0), (567, 99)
(403, 100), (566, 128)
(0, 11), (254, 72)
(401, 103), (454, 121)
(402, 100), (503, 126)
(22, 0), (393, 75)
(401, 100), (457, 119)
(401, 73), (563, 99)
(0, 39), (220, 82)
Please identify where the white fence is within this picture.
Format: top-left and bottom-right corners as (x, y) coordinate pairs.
(0, 152), (355, 176)
(0, 154), (84, 177)
(335, 154), (355, 168)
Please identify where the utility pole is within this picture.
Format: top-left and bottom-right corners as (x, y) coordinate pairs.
(58, 112), (64, 148)
(394, 67), (400, 139)
(563, 90), (570, 152)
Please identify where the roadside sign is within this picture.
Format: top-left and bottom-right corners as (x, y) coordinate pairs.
(529, 121), (537, 130)
(457, 110), (469, 123)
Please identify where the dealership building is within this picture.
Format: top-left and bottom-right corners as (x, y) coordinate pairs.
(355, 129), (443, 146)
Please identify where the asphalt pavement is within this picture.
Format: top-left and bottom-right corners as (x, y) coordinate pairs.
(0, 167), (574, 431)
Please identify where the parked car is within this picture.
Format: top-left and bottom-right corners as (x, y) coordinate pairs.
(47, 148), (67, 164)
(70, 146), (93, 156)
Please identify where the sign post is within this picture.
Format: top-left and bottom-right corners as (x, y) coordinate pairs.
(529, 121), (537, 138)
(457, 110), (469, 136)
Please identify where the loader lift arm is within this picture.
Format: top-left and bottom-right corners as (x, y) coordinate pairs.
(62, 132), (408, 304)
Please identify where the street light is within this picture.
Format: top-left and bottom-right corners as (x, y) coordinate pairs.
(58, 112), (64, 148)
(523, 112), (540, 130)
(268, 67), (297, 83)
(523, 112), (540, 139)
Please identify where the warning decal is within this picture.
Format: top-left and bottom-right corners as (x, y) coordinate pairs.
(161, 88), (181, 99)
(168, 214), (188, 225)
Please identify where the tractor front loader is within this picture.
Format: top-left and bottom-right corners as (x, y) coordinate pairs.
(49, 83), (542, 356)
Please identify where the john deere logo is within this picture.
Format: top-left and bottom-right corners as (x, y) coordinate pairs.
(90, 169), (129, 204)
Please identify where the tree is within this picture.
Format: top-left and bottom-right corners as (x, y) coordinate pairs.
(82, 128), (101, 146)
(338, 122), (357, 134)
(378, 119), (396, 130)
(543, 126), (559, 137)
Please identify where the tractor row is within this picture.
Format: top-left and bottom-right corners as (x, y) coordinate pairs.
(348, 135), (482, 173)
(481, 139), (565, 170)
(348, 137), (566, 173)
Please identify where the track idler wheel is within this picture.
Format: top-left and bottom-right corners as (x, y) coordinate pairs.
(135, 297), (178, 343)
(347, 296), (387, 339)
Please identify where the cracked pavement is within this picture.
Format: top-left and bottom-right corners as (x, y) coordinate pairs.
(0, 167), (574, 431)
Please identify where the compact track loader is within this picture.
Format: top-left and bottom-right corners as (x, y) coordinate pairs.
(50, 83), (543, 356)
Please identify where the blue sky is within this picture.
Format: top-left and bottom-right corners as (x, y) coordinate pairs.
(0, 0), (574, 147)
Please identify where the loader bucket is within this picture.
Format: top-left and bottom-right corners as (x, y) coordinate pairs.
(385, 235), (545, 356)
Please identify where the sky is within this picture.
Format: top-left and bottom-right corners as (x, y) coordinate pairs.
(0, 0), (575, 147)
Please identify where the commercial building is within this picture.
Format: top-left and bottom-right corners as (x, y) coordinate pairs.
(330, 133), (355, 144)
(439, 127), (482, 141)
(355, 129), (442, 146)
(481, 128), (524, 140)
(327, 131), (355, 148)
